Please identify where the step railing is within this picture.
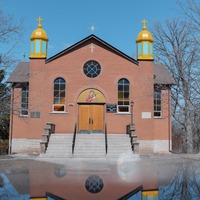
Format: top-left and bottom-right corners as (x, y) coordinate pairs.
(105, 123), (108, 154)
(72, 123), (77, 154)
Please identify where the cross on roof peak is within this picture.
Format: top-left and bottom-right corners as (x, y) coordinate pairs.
(90, 25), (96, 32)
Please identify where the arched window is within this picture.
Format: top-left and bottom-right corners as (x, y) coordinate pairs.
(53, 78), (66, 112)
(118, 78), (130, 113)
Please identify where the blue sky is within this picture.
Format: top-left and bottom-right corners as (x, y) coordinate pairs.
(1, 0), (179, 61)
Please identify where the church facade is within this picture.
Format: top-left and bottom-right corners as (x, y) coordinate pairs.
(7, 18), (175, 154)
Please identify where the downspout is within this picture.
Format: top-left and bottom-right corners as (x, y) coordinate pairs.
(8, 85), (14, 154)
(168, 87), (172, 153)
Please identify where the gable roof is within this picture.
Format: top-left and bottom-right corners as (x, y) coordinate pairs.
(154, 64), (176, 85)
(6, 62), (29, 83)
(46, 34), (138, 64)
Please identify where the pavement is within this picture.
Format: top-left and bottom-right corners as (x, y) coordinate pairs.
(1, 151), (200, 163)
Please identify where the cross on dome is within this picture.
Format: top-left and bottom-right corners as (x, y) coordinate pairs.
(37, 17), (43, 27)
(141, 19), (147, 29)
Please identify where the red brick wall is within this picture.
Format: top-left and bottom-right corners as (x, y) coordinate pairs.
(154, 89), (172, 140)
(11, 38), (171, 144)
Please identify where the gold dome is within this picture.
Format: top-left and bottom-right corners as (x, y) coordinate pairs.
(136, 19), (153, 43)
(136, 19), (154, 61)
(30, 17), (48, 59)
(30, 17), (48, 41)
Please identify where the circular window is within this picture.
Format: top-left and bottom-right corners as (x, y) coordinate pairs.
(83, 60), (101, 78)
(85, 175), (104, 193)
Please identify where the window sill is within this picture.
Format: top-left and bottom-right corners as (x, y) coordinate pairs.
(154, 116), (163, 119)
(115, 112), (131, 115)
(19, 115), (28, 118)
(49, 112), (68, 114)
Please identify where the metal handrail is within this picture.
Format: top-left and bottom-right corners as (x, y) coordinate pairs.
(105, 123), (108, 154)
(72, 123), (77, 154)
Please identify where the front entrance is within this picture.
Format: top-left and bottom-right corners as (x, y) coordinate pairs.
(78, 104), (104, 133)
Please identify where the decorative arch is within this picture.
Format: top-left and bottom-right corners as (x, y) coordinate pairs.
(77, 89), (106, 103)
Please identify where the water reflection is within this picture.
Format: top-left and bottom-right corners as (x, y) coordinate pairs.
(159, 159), (200, 200)
(0, 154), (199, 200)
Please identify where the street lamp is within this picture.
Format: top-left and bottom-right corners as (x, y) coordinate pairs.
(129, 100), (139, 152)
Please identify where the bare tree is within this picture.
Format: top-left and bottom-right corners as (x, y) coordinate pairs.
(0, 9), (24, 140)
(0, 10), (24, 70)
(0, 69), (10, 140)
(179, 0), (200, 40)
(178, 0), (200, 152)
(151, 17), (200, 153)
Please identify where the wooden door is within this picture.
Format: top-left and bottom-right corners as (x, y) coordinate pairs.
(78, 104), (104, 133)
(91, 104), (104, 131)
(78, 105), (90, 131)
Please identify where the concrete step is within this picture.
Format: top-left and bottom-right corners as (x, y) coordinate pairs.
(40, 153), (72, 158)
(74, 135), (105, 158)
(43, 133), (133, 158)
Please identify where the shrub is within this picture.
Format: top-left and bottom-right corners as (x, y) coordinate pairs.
(0, 140), (9, 154)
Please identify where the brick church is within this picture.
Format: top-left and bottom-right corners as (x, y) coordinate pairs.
(7, 18), (175, 154)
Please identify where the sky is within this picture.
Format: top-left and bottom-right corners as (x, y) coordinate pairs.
(1, 0), (179, 62)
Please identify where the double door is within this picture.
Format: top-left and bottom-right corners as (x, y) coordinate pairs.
(78, 104), (104, 133)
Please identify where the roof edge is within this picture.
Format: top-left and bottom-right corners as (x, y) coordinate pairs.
(46, 34), (138, 65)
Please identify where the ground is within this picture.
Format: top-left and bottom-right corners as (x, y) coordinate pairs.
(0, 153), (200, 199)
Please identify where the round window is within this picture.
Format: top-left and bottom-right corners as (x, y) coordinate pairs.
(83, 60), (101, 78)
(85, 175), (104, 193)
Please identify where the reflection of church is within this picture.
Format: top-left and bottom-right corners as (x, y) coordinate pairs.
(1, 156), (163, 199)
(8, 17), (175, 154)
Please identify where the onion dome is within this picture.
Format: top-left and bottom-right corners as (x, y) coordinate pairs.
(30, 17), (48, 59)
(136, 19), (154, 61)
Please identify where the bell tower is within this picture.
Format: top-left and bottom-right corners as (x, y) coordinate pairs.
(136, 19), (154, 61)
(30, 17), (48, 59)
